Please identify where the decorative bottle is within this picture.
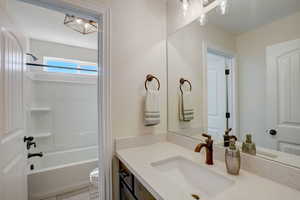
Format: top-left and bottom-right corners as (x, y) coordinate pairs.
(242, 134), (256, 155)
(225, 139), (241, 175)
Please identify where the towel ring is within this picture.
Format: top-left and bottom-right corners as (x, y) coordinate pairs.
(145, 74), (160, 91)
(179, 78), (192, 94)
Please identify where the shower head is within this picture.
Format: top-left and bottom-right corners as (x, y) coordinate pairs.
(26, 53), (38, 62)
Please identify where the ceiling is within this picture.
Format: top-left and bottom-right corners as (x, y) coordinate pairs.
(7, 0), (98, 50)
(7, 0), (300, 45)
(208, 0), (300, 35)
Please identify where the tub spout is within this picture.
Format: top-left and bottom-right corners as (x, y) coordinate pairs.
(28, 152), (43, 159)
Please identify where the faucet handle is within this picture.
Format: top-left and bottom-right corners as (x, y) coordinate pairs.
(202, 133), (212, 141)
(225, 128), (233, 135)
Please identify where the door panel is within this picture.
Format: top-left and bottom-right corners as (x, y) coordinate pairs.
(207, 52), (226, 141)
(277, 51), (300, 124)
(266, 39), (300, 154)
(0, 5), (27, 200)
(279, 142), (300, 156)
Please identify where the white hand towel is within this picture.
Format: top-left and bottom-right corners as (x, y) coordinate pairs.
(144, 89), (160, 126)
(179, 91), (194, 121)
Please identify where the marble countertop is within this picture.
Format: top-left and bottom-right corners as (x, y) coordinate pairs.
(116, 142), (300, 200)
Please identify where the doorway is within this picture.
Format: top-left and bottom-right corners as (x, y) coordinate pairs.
(0, 0), (111, 200)
(207, 50), (234, 142)
(13, 1), (99, 199)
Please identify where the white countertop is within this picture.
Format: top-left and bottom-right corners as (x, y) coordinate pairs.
(116, 142), (300, 200)
(185, 133), (300, 169)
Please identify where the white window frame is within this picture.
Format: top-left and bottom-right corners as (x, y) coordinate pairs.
(43, 56), (98, 76)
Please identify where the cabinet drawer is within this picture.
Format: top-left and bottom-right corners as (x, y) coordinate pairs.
(119, 161), (134, 191)
(134, 177), (156, 200)
(120, 181), (136, 200)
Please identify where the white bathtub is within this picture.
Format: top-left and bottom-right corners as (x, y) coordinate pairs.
(28, 146), (98, 200)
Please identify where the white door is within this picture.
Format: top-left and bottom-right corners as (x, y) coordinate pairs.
(207, 52), (227, 141)
(0, 5), (28, 200)
(267, 39), (300, 155)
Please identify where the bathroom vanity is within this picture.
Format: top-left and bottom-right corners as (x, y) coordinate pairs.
(116, 140), (300, 200)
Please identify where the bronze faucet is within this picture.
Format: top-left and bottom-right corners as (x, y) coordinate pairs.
(224, 128), (237, 147)
(195, 134), (213, 165)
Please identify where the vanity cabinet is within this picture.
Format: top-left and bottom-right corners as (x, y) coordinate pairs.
(119, 161), (156, 200)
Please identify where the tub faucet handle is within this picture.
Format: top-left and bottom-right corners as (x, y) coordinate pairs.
(24, 136), (34, 142)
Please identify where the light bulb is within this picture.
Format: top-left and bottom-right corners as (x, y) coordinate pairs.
(84, 23), (89, 29)
(199, 13), (207, 26)
(202, 0), (209, 6)
(181, 0), (190, 11)
(218, 0), (228, 15)
(76, 18), (82, 24)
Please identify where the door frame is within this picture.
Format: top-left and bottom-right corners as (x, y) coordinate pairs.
(18, 0), (112, 199)
(202, 42), (239, 139)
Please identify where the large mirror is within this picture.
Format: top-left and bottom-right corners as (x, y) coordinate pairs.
(167, 0), (300, 168)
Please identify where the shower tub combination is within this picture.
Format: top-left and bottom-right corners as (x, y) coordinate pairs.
(28, 146), (98, 200)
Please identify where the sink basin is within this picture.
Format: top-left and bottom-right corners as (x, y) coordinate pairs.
(151, 156), (234, 198)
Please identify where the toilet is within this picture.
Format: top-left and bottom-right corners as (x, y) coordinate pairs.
(89, 168), (99, 200)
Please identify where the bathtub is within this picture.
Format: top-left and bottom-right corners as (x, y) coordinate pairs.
(28, 146), (98, 200)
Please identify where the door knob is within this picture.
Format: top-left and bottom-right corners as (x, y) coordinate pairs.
(267, 129), (277, 136)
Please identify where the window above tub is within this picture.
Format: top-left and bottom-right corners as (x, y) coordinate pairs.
(43, 57), (98, 75)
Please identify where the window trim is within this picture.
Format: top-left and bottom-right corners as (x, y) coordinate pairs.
(43, 56), (98, 75)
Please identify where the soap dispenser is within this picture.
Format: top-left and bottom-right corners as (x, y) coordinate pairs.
(242, 134), (256, 155)
(225, 139), (241, 175)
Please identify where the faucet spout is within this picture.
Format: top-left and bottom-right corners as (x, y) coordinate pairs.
(194, 143), (207, 153)
(28, 152), (43, 159)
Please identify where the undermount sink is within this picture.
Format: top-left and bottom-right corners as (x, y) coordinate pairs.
(151, 156), (234, 198)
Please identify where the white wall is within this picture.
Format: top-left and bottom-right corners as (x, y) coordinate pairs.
(237, 11), (300, 148)
(0, 0), (4, 8)
(110, 0), (167, 138)
(29, 39), (98, 65)
(168, 20), (236, 136)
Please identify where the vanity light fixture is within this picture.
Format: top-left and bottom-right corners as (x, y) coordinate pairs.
(180, 0), (191, 16)
(180, 0), (229, 26)
(64, 14), (98, 35)
(217, 0), (228, 15)
(199, 13), (207, 26)
(203, 0), (210, 5)
(198, 0), (229, 26)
